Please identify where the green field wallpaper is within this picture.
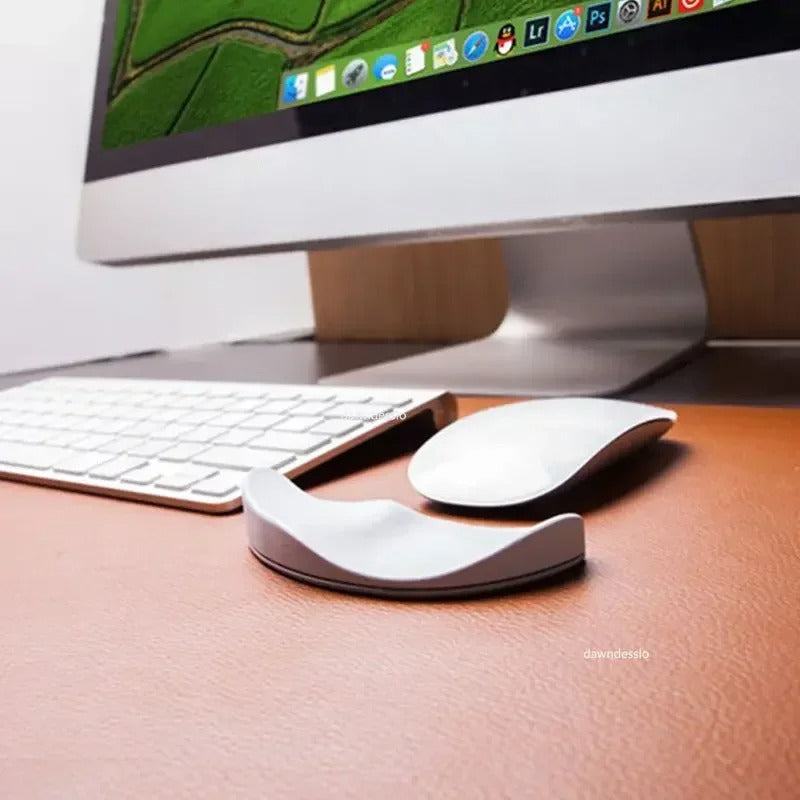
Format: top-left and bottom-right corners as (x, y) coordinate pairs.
(103, 0), (563, 148)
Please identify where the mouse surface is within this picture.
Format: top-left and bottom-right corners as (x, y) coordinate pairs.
(243, 468), (584, 600)
(408, 398), (677, 508)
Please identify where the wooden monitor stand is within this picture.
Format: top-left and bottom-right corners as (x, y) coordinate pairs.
(324, 223), (707, 396)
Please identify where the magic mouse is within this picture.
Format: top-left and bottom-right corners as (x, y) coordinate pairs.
(408, 398), (677, 508)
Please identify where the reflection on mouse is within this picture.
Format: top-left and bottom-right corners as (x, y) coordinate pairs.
(408, 398), (677, 508)
(243, 468), (585, 600)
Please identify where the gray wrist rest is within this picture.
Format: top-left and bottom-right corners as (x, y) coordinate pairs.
(243, 469), (585, 600)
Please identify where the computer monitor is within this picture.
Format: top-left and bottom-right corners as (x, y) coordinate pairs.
(79, 1), (800, 395)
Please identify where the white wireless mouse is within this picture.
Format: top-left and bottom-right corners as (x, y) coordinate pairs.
(243, 468), (585, 600)
(408, 398), (677, 508)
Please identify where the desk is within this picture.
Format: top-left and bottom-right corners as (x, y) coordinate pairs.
(1, 347), (799, 798)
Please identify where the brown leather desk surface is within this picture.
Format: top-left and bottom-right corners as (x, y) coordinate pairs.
(2, 399), (798, 799)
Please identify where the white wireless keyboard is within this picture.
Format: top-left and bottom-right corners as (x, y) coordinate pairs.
(0, 377), (455, 512)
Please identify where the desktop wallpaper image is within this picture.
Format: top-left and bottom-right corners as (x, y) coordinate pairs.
(103, 0), (566, 149)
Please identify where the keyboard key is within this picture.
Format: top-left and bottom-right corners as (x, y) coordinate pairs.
(248, 431), (330, 454)
(84, 390), (117, 404)
(148, 409), (186, 424)
(241, 413), (286, 430)
(212, 428), (260, 447)
(262, 390), (299, 401)
(91, 419), (135, 435)
(223, 400), (263, 413)
(72, 434), (117, 451)
(183, 425), (225, 444)
(89, 404), (120, 418)
(12, 428), (50, 445)
(194, 447), (294, 472)
(130, 394), (158, 406)
(165, 396), (198, 409)
(65, 403), (97, 417)
(292, 401), (334, 416)
(194, 399), (233, 411)
(128, 440), (173, 458)
(46, 431), (88, 448)
(151, 423), (196, 440)
(293, 391), (337, 402)
(160, 443), (209, 463)
(36, 413), (65, 429)
(274, 416), (324, 433)
(312, 418), (363, 437)
(256, 400), (299, 414)
(0, 444), (72, 470)
(89, 457), (148, 480)
(126, 421), (165, 437)
(71, 418), (98, 433)
(155, 467), (218, 491)
(98, 436), (146, 455)
(113, 406), (154, 421)
(324, 403), (395, 421)
(335, 394), (372, 403)
(0, 412), (27, 427)
(58, 414), (83, 429)
(171, 386), (205, 397)
(120, 466), (163, 486)
(191, 473), (243, 497)
(371, 396), (413, 407)
(53, 452), (116, 476)
(207, 412), (253, 428)
(39, 414), (65, 430)
(0, 402), (27, 418)
(138, 396), (170, 409)
(179, 410), (220, 426)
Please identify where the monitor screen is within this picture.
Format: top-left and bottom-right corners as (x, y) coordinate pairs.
(86, 0), (793, 180)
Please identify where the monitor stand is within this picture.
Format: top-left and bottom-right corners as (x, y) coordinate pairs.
(321, 222), (708, 396)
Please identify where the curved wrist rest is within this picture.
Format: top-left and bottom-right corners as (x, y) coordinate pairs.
(243, 469), (585, 600)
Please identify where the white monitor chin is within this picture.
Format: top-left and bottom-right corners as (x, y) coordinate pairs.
(80, 48), (800, 264)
